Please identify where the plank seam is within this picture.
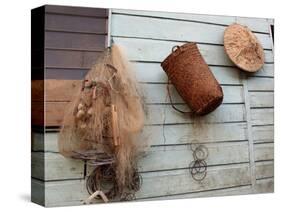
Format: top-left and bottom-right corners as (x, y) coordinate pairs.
(136, 183), (252, 200)
(112, 35), (272, 51)
(112, 12), (270, 35)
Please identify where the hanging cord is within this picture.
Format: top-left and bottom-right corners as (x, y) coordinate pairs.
(166, 45), (190, 114)
(166, 80), (190, 114)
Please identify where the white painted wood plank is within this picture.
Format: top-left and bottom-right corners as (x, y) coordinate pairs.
(45, 179), (98, 207)
(248, 77), (274, 91)
(248, 64), (274, 77)
(143, 85), (244, 104)
(255, 161), (274, 179)
(35, 122), (248, 152)
(32, 132), (58, 152)
(39, 164), (251, 206)
(250, 92), (274, 108)
(136, 164), (251, 198)
(112, 9), (270, 33)
(32, 133), (44, 151)
(251, 108), (274, 126)
(252, 125), (274, 143)
(255, 178), (274, 193)
(146, 104), (245, 125)
(33, 176), (274, 206)
(138, 142), (249, 172)
(143, 185), (252, 200)
(32, 152), (84, 181)
(134, 62), (242, 84)
(112, 37), (274, 64)
(236, 17), (271, 34)
(31, 179), (45, 206)
(144, 122), (247, 146)
(112, 9), (236, 26)
(254, 143), (274, 161)
(111, 14), (272, 49)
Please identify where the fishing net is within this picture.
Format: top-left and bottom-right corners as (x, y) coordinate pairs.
(58, 44), (145, 201)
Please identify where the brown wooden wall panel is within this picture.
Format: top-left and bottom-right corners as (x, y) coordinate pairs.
(45, 5), (108, 18)
(32, 102), (68, 126)
(45, 31), (106, 51)
(31, 5), (108, 127)
(46, 13), (107, 34)
(32, 80), (44, 102)
(45, 50), (101, 69)
(46, 68), (88, 79)
(47, 80), (80, 102)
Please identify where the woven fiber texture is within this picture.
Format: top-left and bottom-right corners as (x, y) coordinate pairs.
(161, 43), (223, 115)
(224, 23), (265, 72)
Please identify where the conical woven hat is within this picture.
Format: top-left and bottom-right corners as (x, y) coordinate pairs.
(224, 23), (264, 72)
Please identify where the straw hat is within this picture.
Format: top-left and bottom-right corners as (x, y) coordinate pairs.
(224, 23), (264, 72)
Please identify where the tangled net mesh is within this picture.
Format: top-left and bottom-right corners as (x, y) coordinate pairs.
(58, 44), (145, 200)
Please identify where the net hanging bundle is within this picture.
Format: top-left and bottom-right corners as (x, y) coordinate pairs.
(58, 44), (145, 201)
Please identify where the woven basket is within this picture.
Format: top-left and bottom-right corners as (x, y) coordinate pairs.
(161, 43), (223, 115)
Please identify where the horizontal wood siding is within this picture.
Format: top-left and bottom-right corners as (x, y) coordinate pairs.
(31, 5), (108, 127)
(31, 7), (274, 206)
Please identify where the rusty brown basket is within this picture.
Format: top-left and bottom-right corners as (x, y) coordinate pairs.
(161, 43), (223, 115)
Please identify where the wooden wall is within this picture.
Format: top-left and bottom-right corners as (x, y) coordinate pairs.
(31, 7), (274, 207)
(31, 5), (108, 126)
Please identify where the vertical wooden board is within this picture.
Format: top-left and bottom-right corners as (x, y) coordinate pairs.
(251, 108), (274, 125)
(254, 143), (274, 161)
(144, 123), (247, 146)
(250, 92), (274, 108)
(138, 142), (250, 172)
(146, 104), (245, 125)
(252, 125), (274, 143)
(32, 152), (84, 181)
(255, 161), (274, 179)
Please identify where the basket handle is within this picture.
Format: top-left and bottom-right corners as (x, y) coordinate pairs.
(172, 45), (182, 53)
(167, 80), (190, 114)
